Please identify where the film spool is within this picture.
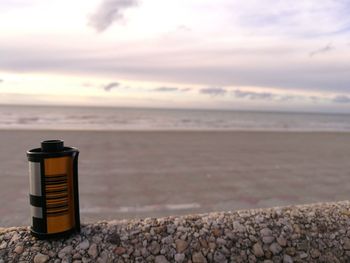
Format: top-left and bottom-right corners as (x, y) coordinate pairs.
(27, 140), (80, 239)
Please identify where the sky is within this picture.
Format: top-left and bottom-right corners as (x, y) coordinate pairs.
(0, 0), (350, 112)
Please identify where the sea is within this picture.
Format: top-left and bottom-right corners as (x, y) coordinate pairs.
(1, 104), (350, 132)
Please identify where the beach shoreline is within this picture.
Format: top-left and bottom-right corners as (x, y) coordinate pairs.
(1, 130), (350, 227)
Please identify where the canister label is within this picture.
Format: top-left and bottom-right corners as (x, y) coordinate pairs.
(44, 157), (75, 234)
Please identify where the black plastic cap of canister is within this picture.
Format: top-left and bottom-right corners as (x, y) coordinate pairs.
(41, 140), (64, 152)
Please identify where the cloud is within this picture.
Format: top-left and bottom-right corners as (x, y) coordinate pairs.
(1, 0), (350, 95)
(104, 82), (120, 91)
(333, 95), (350, 103)
(200, 87), (227, 96)
(200, 88), (278, 100)
(309, 43), (334, 57)
(1, 43), (350, 93)
(308, 96), (322, 103)
(199, 87), (309, 102)
(233, 90), (274, 100)
(88, 0), (138, 32)
(231, 89), (312, 102)
(153, 87), (180, 92)
(153, 87), (191, 92)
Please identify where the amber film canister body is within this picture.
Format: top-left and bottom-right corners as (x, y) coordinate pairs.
(27, 140), (80, 239)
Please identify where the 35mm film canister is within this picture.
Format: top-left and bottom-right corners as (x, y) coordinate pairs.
(27, 140), (80, 239)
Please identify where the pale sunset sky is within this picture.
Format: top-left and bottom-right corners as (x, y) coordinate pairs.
(0, 0), (350, 112)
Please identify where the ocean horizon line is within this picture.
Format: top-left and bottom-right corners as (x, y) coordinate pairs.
(1, 103), (350, 116)
(2, 104), (350, 132)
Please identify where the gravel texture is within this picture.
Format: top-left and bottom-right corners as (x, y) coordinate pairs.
(1, 201), (350, 262)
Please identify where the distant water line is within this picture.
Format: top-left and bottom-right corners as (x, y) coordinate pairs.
(1, 105), (350, 132)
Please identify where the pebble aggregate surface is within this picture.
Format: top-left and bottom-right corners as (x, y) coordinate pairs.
(1, 201), (350, 262)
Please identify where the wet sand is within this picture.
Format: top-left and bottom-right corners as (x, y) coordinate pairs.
(1, 130), (350, 227)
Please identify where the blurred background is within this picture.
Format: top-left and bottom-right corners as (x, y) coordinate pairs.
(1, 0), (350, 227)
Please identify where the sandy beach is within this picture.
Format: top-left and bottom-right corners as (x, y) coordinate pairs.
(1, 130), (350, 227)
